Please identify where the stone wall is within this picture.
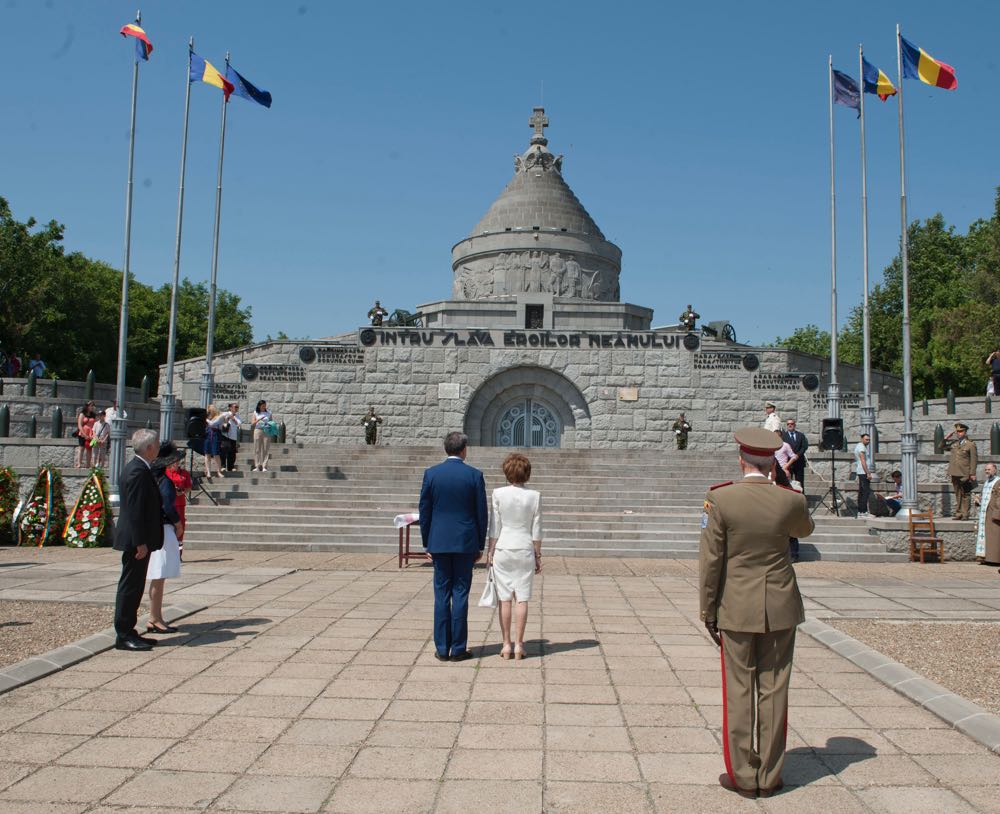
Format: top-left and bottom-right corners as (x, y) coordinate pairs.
(159, 331), (905, 450)
(868, 518), (977, 561)
(0, 439), (90, 503)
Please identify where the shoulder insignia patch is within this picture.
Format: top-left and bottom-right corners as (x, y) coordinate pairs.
(709, 481), (733, 491)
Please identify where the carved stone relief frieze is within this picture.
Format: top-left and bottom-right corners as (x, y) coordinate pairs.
(453, 252), (620, 302)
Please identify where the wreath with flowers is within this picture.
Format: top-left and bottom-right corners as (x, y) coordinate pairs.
(0, 467), (18, 546)
(64, 468), (114, 548)
(17, 466), (67, 547)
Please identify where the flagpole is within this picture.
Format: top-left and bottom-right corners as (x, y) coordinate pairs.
(109, 8), (142, 503)
(200, 51), (230, 410)
(896, 24), (918, 514)
(160, 37), (194, 442)
(859, 45), (875, 444)
(827, 55), (841, 423)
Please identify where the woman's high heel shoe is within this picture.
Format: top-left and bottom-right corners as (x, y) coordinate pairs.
(146, 622), (178, 634)
(500, 644), (512, 660)
(514, 645), (526, 660)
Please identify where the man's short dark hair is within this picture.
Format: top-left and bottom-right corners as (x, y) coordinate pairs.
(891, 470), (902, 478)
(443, 431), (468, 456)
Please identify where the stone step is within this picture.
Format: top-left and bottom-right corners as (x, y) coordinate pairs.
(179, 538), (909, 562)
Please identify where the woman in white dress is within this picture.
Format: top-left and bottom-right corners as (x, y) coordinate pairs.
(146, 442), (184, 634)
(486, 453), (542, 660)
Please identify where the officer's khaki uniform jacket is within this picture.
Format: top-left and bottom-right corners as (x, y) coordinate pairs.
(946, 438), (978, 479)
(699, 476), (815, 633)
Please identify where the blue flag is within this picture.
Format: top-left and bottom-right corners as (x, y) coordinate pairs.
(832, 69), (860, 118)
(225, 65), (272, 108)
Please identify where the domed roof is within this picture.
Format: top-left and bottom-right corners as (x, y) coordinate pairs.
(470, 108), (605, 240)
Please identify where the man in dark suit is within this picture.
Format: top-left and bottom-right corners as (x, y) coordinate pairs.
(781, 418), (808, 490)
(419, 431), (488, 662)
(112, 428), (165, 652)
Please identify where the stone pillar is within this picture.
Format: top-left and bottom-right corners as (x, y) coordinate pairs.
(899, 431), (919, 516)
(159, 392), (175, 443)
(199, 370), (214, 410)
(108, 416), (128, 506)
(859, 405), (876, 451)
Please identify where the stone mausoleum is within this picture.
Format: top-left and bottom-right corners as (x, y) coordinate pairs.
(163, 109), (902, 449)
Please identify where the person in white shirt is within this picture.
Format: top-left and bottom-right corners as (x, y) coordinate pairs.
(486, 453), (542, 660)
(251, 400), (274, 472)
(219, 403), (242, 472)
(763, 401), (781, 432)
(854, 433), (873, 518)
(91, 410), (110, 468)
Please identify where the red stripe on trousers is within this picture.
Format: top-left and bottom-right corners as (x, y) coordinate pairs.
(719, 636), (736, 784)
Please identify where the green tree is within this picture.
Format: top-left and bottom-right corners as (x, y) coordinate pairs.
(0, 198), (253, 387)
(772, 324), (832, 357)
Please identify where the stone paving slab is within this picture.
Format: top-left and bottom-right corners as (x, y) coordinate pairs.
(0, 551), (997, 811)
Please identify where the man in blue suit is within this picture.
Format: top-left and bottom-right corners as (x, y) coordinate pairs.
(419, 431), (488, 662)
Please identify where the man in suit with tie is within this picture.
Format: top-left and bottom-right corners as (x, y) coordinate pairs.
(781, 418), (808, 490)
(112, 428), (165, 652)
(419, 431), (488, 662)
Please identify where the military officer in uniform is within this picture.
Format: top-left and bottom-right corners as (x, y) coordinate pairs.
(944, 422), (977, 520)
(671, 413), (692, 450)
(367, 300), (389, 326)
(679, 304), (700, 330)
(362, 406), (384, 445)
(699, 427), (815, 799)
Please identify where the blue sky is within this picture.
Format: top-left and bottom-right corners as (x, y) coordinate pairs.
(1, 1), (996, 346)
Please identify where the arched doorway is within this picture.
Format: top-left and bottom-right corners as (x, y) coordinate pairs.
(464, 365), (590, 448)
(495, 399), (561, 448)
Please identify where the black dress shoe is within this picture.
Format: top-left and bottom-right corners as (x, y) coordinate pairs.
(434, 652), (450, 662)
(115, 637), (153, 652)
(136, 635), (158, 646)
(758, 780), (784, 798)
(450, 651), (474, 662)
(718, 773), (757, 799)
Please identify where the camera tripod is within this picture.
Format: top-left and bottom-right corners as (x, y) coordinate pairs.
(185, 444), (219, 507)
(812, 448), (845, 517)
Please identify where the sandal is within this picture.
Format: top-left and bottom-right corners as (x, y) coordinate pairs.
(500, 644), (512, 660)
(514, 645), (526, 660)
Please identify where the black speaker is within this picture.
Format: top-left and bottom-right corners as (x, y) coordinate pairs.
(820, 417), (845, 451)
(186, 407), (207, 441)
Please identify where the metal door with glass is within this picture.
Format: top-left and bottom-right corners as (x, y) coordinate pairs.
(495, 399), (560, 447)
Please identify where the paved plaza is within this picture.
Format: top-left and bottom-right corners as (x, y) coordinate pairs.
(0, 549), (998, 813)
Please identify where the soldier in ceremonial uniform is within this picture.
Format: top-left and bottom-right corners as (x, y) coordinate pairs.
(671, 413), (692, 450)
(362, 406), (384, 445)
(699, 427), (815, 799)
(944, 422), (978, 520)
(679, 304), (700, 330)
(367, 300), (389, 326)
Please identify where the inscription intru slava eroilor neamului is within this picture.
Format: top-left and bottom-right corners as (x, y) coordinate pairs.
(357, 328), (701, 350)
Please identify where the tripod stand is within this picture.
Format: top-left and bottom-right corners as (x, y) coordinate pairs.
(812, 448), (843, 517)
(185, 444), (218, 507)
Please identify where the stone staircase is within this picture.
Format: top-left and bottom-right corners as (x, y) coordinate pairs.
(181, 445), (906, 561)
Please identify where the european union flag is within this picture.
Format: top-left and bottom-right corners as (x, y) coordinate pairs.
(832, 69), (860, 118)
(225, 65), (272, 108)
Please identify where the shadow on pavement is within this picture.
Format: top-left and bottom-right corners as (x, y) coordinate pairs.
(783, 736), (877, 789)
(153, 616), (273, 647)
(473, 638), (600, 659)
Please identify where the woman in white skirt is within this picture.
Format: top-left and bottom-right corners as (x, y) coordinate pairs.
(146, 442), (185, 634)
(486, 453), (542, 660)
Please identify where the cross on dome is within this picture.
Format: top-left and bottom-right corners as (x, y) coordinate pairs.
(529, 107), (549, 145)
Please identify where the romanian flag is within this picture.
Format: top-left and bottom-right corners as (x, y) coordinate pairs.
(190, 53), (234, 101)
(120, 23), (153, 61)
(225, 64), (272, 108)
(862, 58), (897, 101)
(900, 36), (957, 90)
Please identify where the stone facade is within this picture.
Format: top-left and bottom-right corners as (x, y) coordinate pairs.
(159, 107), (905, 451)
(161, 330), (902, 450)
